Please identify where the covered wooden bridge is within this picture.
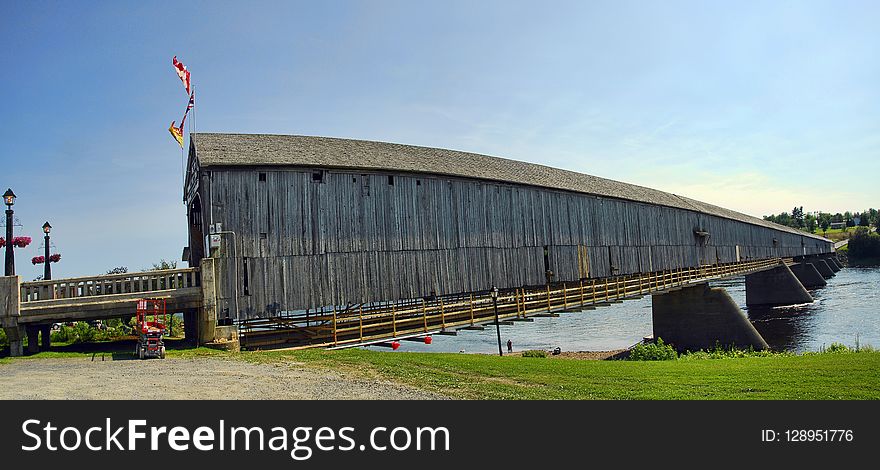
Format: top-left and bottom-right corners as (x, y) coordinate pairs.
(179, 133), (836, 351)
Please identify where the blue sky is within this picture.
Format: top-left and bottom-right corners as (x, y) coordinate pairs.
(1, 0), (878, 279)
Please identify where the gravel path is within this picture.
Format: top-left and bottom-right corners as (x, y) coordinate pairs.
(0, 356), (444, 400)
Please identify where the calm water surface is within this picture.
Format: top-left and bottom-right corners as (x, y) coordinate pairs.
(372, 267), (880, 354)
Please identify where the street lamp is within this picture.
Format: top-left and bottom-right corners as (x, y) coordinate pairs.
(4, 188), (16, 276)
(491, 286), (503, 357)
(42, 222), (52, 280)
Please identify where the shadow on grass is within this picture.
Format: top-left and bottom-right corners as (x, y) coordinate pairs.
(1, 337), (199, 359)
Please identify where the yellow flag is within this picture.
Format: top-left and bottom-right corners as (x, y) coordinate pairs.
(169, 121), (183, 147)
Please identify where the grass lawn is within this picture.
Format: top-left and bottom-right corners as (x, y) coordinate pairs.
(267, 348), (880, 400)
(817, 227), (854, 242)
(4, 341), (878, 400)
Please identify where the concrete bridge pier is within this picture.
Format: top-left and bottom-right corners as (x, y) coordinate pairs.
(40, 324), (51, 350)
(3, 326), (24, 357)
(652, 283), (768, 352)
(198, 257), (218, 345)
(25, 325), (40, 354)
(1, 275), (23, 356)
(826, 255), (843, 270)
(745, 263), (813, 307)
(789, 263), (827, 289)
(183, 308), (199, 345)
(822, 255), (841, 273)
(812, 258), (835, 279)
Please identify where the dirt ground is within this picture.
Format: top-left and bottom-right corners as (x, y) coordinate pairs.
(551, 349), (629, 360)
(0, 356), (444, 400)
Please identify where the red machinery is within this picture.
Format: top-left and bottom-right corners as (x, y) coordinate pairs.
(135, 299), (168, 359)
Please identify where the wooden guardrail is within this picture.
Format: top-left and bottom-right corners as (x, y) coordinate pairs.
(20, 268), (201, 302)
(239, 257), (786, 350)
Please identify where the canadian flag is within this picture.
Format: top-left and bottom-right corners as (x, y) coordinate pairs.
(172, 56), (191, 95)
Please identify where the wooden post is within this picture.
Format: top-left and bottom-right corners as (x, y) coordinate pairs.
(515, 289), (522, 318)
(546, 284), (551, 312)
(563, 283), (568, 310)
(332, 306), (338, 346)
(422, 299), (428, 332)
(359, 305), (364, 342)
(392, 303), (397, 337)
(440, 298), (446, 329)
(469, 294), (475, 325)
(579, 280), (585, 306)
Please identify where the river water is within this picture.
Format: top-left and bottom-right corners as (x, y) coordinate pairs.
(376, 267), (880, 354)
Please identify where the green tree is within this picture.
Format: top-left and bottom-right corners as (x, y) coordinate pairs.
(805, 214), (817, 233)
(792, 206), (805, 228)
(148, 259), (177, 271)
(820, 217), (830, 237)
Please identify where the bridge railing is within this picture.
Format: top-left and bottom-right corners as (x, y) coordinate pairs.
(239, 257), (786, 349)
(20, 268), (201, 303)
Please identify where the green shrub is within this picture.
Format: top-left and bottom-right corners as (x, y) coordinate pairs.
(50, 325), (74, 343)
(521, 350), (547, 358)
(0, 328), (7, 349)
(628, 337), (678, 361)
(825, 342), (850, 353)
(72, 322), (96, 343)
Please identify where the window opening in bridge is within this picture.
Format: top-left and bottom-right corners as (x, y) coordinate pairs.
(243, 258), (250, 296)
(388, 175), (395, 186)
(312, 171), (325, 183)
(352, 177), (357, 183)
(416, 179), (421, 186)
(258, 172), (266, 182)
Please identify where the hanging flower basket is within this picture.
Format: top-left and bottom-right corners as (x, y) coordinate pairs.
(1, 236), (34, 248)
(12, 236), (31, 248)
(31, 253), (61, 265)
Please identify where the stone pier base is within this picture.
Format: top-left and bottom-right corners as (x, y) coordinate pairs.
(828, 256), (844, 270)
(2, 326), (24, 357)
(823, 256), (840, 272)
(652, 283), (768, 352)
(790, 263), (827, 289)
(40, 324), (51, 350)
(745, 264), (813, 307)
(1, 275), (23, 357)
(813, 259), (835, 279)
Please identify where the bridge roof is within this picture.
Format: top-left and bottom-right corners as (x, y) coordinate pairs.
(191, 132), (828, 241)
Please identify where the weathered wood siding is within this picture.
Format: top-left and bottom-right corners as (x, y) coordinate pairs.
(191, 166), (833, 319)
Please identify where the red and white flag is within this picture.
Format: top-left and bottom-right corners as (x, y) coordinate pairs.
(172, 56), (191, 94)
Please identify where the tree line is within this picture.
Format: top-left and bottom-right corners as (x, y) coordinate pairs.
(763, 207), (878, 236)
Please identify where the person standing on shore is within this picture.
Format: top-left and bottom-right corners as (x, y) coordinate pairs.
(507, 339), (512, 353)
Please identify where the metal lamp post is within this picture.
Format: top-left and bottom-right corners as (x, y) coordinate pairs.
(3, 188), (16, 276)
(491, 286), (503, 356)
(42, 222), (52, 280)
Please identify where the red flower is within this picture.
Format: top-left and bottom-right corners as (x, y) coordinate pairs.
(32, 256), (45, 265)
(12, 236), (31, 248)
(0, 237), (4, 247)
(49, 253), (61, 263)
